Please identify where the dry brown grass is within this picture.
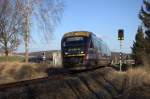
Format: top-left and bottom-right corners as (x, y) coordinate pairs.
(104, 66), (150, 99)
(125, 67), (150, 88)
(120, 66), (150, 99)
(0, 62), (49, 84)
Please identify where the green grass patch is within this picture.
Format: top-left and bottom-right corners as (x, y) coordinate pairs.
(0, 56), (25, 62)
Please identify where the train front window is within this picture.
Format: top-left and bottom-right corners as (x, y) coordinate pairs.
(62, 37), (88, 54)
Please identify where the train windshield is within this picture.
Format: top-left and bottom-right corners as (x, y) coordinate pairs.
(62, 36), (88, 54)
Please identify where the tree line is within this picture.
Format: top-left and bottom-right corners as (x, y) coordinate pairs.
(0, 0), (64, 63)
(132, 0), (150, 66)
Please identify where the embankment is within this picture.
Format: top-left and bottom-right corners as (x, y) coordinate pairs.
(0, 67), (149, 99)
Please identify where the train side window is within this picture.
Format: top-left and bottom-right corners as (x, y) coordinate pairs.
(63, 42), (66, 47)
(91, 35), (96, 48)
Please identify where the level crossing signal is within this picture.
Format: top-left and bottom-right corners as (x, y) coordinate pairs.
(118, 29), (124, 40)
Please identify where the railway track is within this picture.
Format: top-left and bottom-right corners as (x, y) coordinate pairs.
(0, 65), (110, 90)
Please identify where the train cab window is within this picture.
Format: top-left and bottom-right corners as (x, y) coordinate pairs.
(90, 41), (94, 48)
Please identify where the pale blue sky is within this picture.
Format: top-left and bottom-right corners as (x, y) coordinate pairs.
(18, 0), (143, 53)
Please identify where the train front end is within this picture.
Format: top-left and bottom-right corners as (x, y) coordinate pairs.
(61, 31), (91, 69)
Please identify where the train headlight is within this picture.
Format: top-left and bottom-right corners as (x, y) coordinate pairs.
(80, 51), (84, 54)
(65, 52), (68, 55)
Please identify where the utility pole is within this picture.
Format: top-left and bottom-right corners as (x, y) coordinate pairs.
(118, 29), (124, 71)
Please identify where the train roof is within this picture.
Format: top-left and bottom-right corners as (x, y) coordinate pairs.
(63, 31), (94, 38)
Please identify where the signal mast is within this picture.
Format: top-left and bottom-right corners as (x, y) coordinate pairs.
(118, 29), (124, 71)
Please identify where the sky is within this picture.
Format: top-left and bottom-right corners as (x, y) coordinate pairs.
(18, 0), (143, 53)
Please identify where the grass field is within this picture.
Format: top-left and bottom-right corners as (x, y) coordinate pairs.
(0, 56), (25, 62)
(0, 62), (50, 84)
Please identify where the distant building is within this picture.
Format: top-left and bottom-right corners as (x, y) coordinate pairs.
(0, 48), (15, 56)
(111, 52), (133, 65)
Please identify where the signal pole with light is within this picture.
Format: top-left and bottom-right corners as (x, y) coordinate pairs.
(118, 29), (124, 71)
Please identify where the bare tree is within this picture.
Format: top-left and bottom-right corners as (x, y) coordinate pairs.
(0, 0), (22, 57)
(16, 0), (64, 63)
